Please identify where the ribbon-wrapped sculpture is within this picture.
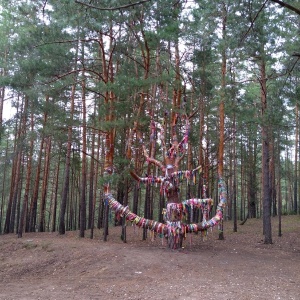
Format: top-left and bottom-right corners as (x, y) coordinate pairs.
(104, 114), (227, 249)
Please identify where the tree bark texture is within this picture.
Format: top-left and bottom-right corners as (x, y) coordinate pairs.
(260, 57), (272, 244)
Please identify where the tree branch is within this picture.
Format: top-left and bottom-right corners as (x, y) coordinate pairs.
(270, 0), (300, 15)
(142, 145), (166, 172)
(42, 1), (48, 16)
(75, 0), (153, 11)
(238, 0), (269, 48)
(35, 38), (101, 48)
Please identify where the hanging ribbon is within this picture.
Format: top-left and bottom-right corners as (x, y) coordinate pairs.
(104, 175), (226, 244)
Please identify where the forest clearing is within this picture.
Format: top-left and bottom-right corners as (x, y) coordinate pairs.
(1, 215), (300, 300)
(0, 2), (300, 299)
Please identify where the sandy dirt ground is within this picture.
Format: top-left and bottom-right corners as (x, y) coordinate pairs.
(0, 215), (300, 300)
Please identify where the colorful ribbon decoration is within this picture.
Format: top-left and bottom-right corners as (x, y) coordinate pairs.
(104, 177), (227, 248)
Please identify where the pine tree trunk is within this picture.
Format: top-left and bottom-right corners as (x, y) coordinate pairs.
(204, 133), (210, 197)
(121, 178), (129, 243)
(260, 57), (272, 244)
(294, 104), (298, 213)
(0, 51), (6, 139)
(16, 163), (24, 234)
(101, 24), (116, 241)
(9, 151), (22, 233)
(80, 76), (87, 238)
(90, 124), (100, 239)
(58, 26), (80, 234)
(51, 152), (61, 232)
(18, 110), (34, 237)
(116, 181), (124, 226)
(277, 137), (282, 237)
(97, 138), (105, 230)
(133, 183), (139, 215)
(6, 96), (27, 234)
(0, 85), (4, 139)
(88, 126), (96, 230)
(59, 83), (76, 234)
(218, 2), (227, 240)
(284, 142), (291, 213)
(233, 160), (237, 232)
(248, 138), (257, 219)
(143, 184), (151, 241)
(12, 121), (27, 234)
(233, 112), (237, 232)
(0, 139), (9, 234)
(39, 136), (51, 232)
(142, 127), (154, 240)
(28, 136), (44, 232)
(11, 96), (33, 233)
(3, 157), (15, 234)
(240, 143), (245, 221)
(270, 138), (276, 216)
(69, 168), (76, 230)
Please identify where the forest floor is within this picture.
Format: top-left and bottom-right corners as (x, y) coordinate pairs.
(0, 215), (300, 300)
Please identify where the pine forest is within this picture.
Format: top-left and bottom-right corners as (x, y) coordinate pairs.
(0, 0), (299, 247)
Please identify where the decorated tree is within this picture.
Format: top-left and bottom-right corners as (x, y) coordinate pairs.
(104, 112), (227, 249)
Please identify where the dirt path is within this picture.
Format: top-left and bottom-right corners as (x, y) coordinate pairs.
(1, 216), (300, 300)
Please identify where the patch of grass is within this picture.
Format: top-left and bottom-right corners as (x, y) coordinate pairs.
(22, 241), (38, 250)
(41, 241), (54, 252)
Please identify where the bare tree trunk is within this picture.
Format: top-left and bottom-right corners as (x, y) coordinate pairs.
(80, 75), (87, 238)
(59, 83), (76, 234)
(51, 151), (61, 232)
(270, 138), (276, 216)
(98, 137), (105, 229)
(0, 49), (7, 139)
(0, 139), (9, 234)
(18, 109), (34, 237)
(4, 161), (16, 234)
(218, 2), (227, 240)
(284, 141), (291, 213)
(260, 57), (272, 244)
(0, 86), (4, 138)
(9, 150), (22, 233)
(59, 25), (79, 234)
(28, 137), (44, 232)
(39, 136), (51, 232)
(294, 104), (298, 214)
(121, 178), (129, 243)
(143, 123), (154, 240)
(233, 112), (237, 232)
(90, 121), (100, 239)
(277, 137), (282, 237)
(4, 96), (21, 233)
(69, 165), (76, 231)
(132, 176), (140, 213)
(10, 107), (26, 234)
(88, 126), (96, 230)
(16, 159), (24, 234)
(240, 142), (245, 221)
(6, 95), (27, 233)
(248, 138), (257, 219)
